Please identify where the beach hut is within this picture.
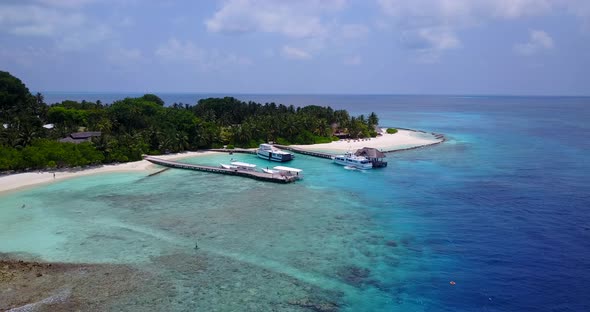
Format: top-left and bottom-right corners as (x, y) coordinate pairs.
(59, 131), (102, 144)
(355, 147), (388, 168)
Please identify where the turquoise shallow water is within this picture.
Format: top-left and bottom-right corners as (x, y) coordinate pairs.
(1, 155), (441, 310)
(2, 95), (590, 311)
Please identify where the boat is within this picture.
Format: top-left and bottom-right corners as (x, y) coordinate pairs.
(332, 152), (373, 169)
(262, 167), (279, 174)
(262, 166), (302, 176)
(257, 143), (294, 162)
(220, 163), (238, 169)
(230, 161), (257, 171)
(273, 166), (303, 178)
(354, 147), (387, 168)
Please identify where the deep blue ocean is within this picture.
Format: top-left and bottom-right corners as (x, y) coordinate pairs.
(4, 93), (590, 311)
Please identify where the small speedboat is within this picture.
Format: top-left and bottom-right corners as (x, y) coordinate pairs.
(230, 161), (257, 171)
(273, 166), (303, 178)
(262, 168), (280, 174)
(220, 163), (238, 169)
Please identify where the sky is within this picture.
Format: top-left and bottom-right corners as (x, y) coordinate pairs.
(0, 0), (589, 95)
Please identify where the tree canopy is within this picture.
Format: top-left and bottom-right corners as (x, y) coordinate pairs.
(0, 71), (381, 172)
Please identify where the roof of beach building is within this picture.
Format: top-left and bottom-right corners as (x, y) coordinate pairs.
(70, 131), (102, 139)
(59, 137), (79, 143)
(355, 147), (386, 159)
(59, 131), (102, 144)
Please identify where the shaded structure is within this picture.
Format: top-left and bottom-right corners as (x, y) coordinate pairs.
(355, 147), (388, 168)
(59, 131), (101, 144)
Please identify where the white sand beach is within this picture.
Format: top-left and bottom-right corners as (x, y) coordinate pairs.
(291, 128), (442, 152)
(0, 151), (219, 194)
(0, 128), (442, 193)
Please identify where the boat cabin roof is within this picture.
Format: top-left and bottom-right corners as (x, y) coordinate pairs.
(273, 166), (302, 173)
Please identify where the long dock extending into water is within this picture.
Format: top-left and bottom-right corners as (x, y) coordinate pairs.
(144, 156), (299, 183)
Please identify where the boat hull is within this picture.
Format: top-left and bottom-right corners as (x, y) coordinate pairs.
(332, 155), (373, 169)
(257, 151), (294, 162)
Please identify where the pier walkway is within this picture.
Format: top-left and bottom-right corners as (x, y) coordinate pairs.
(273, 145), (335, 159)
(144, 156), (299, 184)
(208, 148), (256, 155)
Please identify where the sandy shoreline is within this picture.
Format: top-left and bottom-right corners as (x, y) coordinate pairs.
(291, 128), (442, 152)
(0, 151), (220, 194)
(0, 129), (442, 194)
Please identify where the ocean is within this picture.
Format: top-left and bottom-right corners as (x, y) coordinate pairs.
(1, 94), (589, 311)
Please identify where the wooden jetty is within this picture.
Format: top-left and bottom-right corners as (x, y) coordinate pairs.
(208, 148), (256, 155)
(144, 156), (299, 184)
(273, 145), (335, 159)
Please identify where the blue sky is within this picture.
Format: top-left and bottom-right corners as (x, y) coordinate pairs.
(0, 0), (588, 95)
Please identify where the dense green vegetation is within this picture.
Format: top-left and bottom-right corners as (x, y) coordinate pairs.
(386, 128), (398, 134)
(0, 71), (380, 171)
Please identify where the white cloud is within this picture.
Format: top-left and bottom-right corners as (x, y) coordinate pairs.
(37, 0), (97, 8)
(343, 55), (362, 65)
(490, 0), (554, 18)
(0, 2), (112, 51)
(119, 16), (134, 27)
(377, 0), (588, 59)
(205, 0), (371, 58)
(156, 38), (206, 63)
(205, 0), (346, 38)
(377, 0), (565, 22)
(377, 0), (590, 28)
(106, 47), (143, 65)
(155, 38), (252, 70)
(340, 24), (370, 39)
(514, 30), (554, 55)
(417, 28), (459, 50)
(0, 46), (55, 67)
(0, 4), (86, 37)
(281, 46), (312, 60)
(57, 24), (112, 51)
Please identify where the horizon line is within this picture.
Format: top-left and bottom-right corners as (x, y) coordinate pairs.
(35, 91), (590, 98)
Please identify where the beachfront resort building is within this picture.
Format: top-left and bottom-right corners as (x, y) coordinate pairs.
(59, 131), (102, 144)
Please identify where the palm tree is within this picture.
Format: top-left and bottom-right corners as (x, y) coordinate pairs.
(368, 112), (379, 127)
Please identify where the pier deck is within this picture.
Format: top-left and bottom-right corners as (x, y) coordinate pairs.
(208, 148), (256, 155)
(144, 156), (299, 183)
(273, 145), (335, 159)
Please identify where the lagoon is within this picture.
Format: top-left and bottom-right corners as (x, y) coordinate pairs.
(1, 95), (589, 311)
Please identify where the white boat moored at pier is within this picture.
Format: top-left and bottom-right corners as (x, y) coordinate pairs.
(272, 166), (303, 178)
(257, 144), (294, 162)
(230, 161), (257, 171)
(332, 152), (373, 169)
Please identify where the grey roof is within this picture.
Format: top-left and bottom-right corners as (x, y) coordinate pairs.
(355, 147), (386, 159)
(59, 137), (80, 143)
(59, 131), (101, 144)
(70, 131), (101, 139)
